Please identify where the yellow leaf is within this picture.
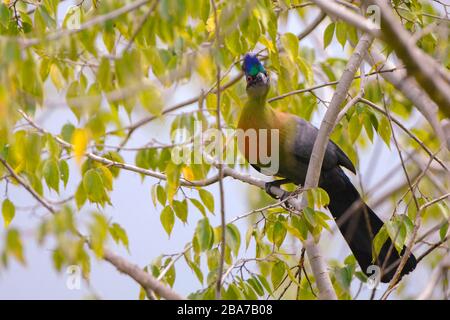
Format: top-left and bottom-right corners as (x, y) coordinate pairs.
(182, 166), (194, 181)
(259, 35), (275, 53)
(49, 64), (64, 91)
(72, 129), (89, 165)
(206, 15), (215, 34)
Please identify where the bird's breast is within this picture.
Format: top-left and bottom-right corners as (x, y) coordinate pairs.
(237, 107), (296, 176)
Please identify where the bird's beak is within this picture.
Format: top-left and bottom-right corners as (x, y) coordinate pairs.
(258, 72), (268, 84)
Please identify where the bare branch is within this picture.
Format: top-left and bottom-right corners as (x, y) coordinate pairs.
(211, 0), (226, 300)
(0, 149), (184, 300)
(418, 255), (450, 300)
(123, 0), (159, 52)
(20, 0), (155, 48)
(0, 156), (56, 214)
(102, 248), (185, 300)
(18, 110), (221, 187)
(311, 0), (380, 36)
(368, 0), (450, 117)
(366, 47), (448, 151)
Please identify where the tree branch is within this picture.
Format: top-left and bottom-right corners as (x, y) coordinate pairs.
(211, 0), (226, 300)
(0, 156), (56, 214)
(365, 46), (448, 151)
(18, 110), (221, 187)
(300, 33), (374, 300)
(311, 0), (380, 36)
(368, 0), (450, 117)
(313, 0), (450, 118)
(0, 153), (184, 300)
(20, 0), (155, 48)
(102, 248), (184, 300)
(123, 0), (159, 52)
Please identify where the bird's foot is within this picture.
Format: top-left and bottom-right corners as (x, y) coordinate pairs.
(264, 179), (292, 201)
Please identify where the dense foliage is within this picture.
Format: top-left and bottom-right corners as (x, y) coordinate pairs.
(0, 0), (448, 300)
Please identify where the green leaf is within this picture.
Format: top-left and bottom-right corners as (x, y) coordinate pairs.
(347, 25), (358, 45)
(272, 221), (286, 248)
(139, 85), (163, 115)
(156, 184), (167, 206)
(372, 226), (389, 262)
(0, 4), (10, 28)
(89, 213), (109, 257)
(165, 162), (180, 204)
(61, 123), (75, 142)
(336, 21), (347, 48)
(173, 199), (188, 223)
(5, 228), (25, 264)
(2, 199), (15, 228)
(256, 274), (273, 295)
(43, 158), (60, 193)
(303, 207), (316, 227)
(291, 215), (308, 240)
(103, 152), (124, 178)
(247, 276), (264, 296)
(316, 188), (330, 207)
(59, 160), (69, 188)
(206, 247), (220, 271)
(224, 283), (242, 299)
(281, 32), (299, 61)
(379, 116), (392, 147)
(52, 248), (64, 271)
(75, 182), (87, 209)
(83, 168), (106, 204)
(323, 22), (335, 49)
(362, 112), (374, 142)
(186, 256), (204, 284)
(245, 225), (254, 249)
(164, 258), (176, 287)
(195, 218), (213, 251)
(160, 206), (175, 236)
(103, 29), (116, 53)
(386, 220), (405, 254)
(440, 222), (448, 241)
(109, 222), (129, 250)
(348, 114), (362, 143)
(296, 55), (314, 85)
(151, 184), (158, 207)
(190, 198), (206, 216)
(226, 224), (241, 256)
(243, 283), (258, 300)
(47, 134), (60, 158)
(199, 189), (214, 214)
(97, 57), (112, 91)
(271, 260), (286, 288)
(97, 166), (113, 191)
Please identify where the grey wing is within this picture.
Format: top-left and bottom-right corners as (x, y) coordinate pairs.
(293, 118), (355, 174)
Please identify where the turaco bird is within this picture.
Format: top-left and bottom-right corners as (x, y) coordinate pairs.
(237, 53), (417, 283)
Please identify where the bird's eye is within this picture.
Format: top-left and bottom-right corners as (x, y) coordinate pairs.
(246, 76), (252, 82)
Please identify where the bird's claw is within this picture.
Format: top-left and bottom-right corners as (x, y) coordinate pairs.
(265, 181), (292, 202)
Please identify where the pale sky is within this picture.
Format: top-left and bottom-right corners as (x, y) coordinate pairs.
(0, 1), (434, 299)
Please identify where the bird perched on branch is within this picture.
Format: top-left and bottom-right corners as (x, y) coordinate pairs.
(237, 53), (416, 283)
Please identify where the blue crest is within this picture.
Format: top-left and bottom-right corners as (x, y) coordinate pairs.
(242, 54), (265, 76)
